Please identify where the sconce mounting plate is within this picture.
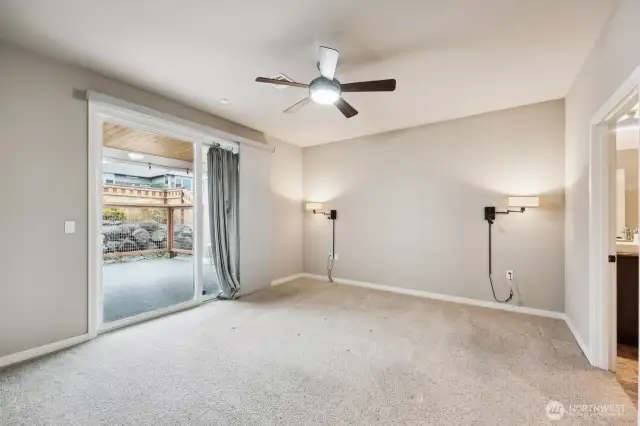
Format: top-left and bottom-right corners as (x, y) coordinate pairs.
(484, 206), (496, 222)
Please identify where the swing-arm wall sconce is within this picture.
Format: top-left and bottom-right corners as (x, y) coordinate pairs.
(305, 202), (337, 220)
(484, 196), (539, 223)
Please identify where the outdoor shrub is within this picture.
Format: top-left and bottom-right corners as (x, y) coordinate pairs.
(139, 208), (168, 223)
(103, 207), (126, 221)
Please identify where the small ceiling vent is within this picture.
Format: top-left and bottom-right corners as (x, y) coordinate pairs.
(269, 74), (294, 89)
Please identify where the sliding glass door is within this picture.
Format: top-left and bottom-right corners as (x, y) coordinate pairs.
(100, 121), (197, 326)
(89, 96), (239, 335)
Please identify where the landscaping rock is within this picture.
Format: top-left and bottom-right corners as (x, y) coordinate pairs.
(122, 223), (138, 234)
(150, 229), (166, 242)
(102, 220), (172, 255)
(181, 235), (193, 250)
(132, 228), (150, 245)
(136, 241), (154, 251)
(106, 241), (120, 253)
(103, 225), (132, 242)
(118, 238), (137, 252)
(139, 220), (160, 232)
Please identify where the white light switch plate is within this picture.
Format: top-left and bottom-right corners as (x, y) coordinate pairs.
(64, 221), (76, 234)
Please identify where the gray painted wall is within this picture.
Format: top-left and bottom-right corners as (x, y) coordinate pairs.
(303, 100), (565, 312)
(565, 0), (640, 348)
(0, 40), (276, 357)
(270, 138), (304, 279)
(238, 144), (274, 296)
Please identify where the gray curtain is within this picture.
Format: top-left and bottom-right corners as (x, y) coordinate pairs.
(207, 145), (240, 299)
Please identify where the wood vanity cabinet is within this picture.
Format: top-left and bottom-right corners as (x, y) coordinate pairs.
(617, 253), (639, 347)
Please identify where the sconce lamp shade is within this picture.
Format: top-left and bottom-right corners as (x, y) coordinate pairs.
(508, 196), (539, 208)
(306, 202), (325, 212)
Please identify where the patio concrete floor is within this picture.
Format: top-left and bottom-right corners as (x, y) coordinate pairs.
(103, 257), (219, 323)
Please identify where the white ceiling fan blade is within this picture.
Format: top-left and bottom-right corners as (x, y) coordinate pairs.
(318, 46), (339, 80)
(284, 97), (311, 113)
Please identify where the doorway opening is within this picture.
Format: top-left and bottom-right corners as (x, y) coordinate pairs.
(609, 99), (640, 404)
(588, 65), (640, 379)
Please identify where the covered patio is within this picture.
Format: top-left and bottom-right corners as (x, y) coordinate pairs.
(100, 130), (222, 324)
(103, 257), (219, 323)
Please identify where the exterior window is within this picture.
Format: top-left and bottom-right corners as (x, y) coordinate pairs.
(103, 173), (116, 185)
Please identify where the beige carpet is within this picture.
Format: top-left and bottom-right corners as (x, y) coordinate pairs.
(0, 278), (636, 425)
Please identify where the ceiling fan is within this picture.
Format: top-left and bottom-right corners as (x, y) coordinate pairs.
(255, 46), (396, 118)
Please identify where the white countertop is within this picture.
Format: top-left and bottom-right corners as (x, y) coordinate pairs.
(617, 241), (639, 254)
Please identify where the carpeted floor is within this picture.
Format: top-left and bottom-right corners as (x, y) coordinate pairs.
(0, 278), (636, 425)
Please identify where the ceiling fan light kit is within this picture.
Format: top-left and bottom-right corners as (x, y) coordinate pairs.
(255, 46), (397, 118)
(309, 77), (341, 105)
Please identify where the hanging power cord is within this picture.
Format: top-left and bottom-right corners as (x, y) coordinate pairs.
(327, 255), (334, 282)
(327, 218), (336, 282)
(311, 207), (338, 282)
(487, 219), (514, 303)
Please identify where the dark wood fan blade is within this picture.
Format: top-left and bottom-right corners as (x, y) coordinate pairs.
(284, 97), (311, 113)
(335, 97), (358, 118)
(255, 77), (308, 88)
(341, 79), (396, 92)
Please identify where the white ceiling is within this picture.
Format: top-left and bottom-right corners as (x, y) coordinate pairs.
(0, 0), (616, 146)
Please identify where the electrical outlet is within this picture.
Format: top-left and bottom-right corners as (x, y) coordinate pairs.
(506, 270), (514, 281)
(329, 253), (339, 260)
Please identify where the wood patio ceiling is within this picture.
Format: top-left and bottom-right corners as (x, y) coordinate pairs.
(103, 122), (193, 162)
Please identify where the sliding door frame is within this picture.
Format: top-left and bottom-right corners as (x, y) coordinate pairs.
(87, 92), (238, 337)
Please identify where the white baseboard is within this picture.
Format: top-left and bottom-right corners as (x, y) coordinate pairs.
(270, 273), (306, 287)
(0, 276), (591, 370)
(0, 334), (91, 369)
(302, 273), (565, 320)
(302, 274), (596, 362)
(562, 314), (591, 363)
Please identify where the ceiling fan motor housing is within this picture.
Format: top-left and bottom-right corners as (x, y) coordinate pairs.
(309, 77), (341, 105)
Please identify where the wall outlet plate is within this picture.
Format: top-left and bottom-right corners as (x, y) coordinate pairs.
(506, 270), (514, 280)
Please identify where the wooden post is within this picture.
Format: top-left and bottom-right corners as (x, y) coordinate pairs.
(167, 207), (175, 258)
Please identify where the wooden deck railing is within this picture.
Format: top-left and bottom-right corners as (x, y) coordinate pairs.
(102, 203), (193, 259)
(103, 185), (193, 206)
